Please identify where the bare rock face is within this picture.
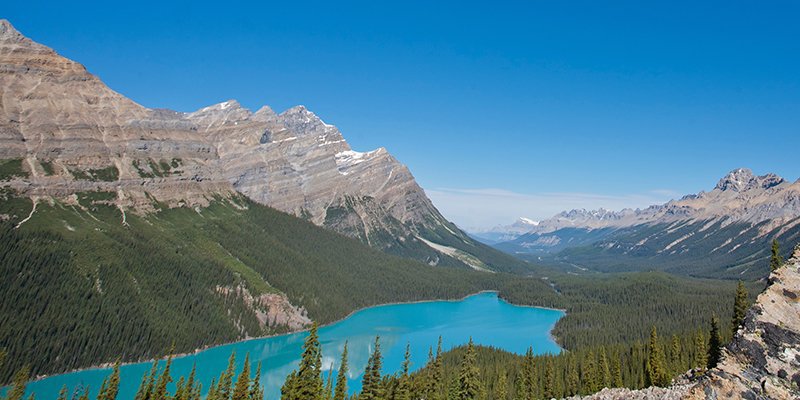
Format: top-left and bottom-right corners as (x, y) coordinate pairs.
(682, 245), (800, 400)
(574, 246), (800, 400)
(0, 19), (491, 269)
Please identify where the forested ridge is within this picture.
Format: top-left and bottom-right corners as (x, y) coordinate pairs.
(0, 188), (750, 391)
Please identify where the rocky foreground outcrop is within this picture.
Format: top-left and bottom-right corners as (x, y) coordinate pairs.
(576, 245), (800, 400)
(0, 19), (504, 270)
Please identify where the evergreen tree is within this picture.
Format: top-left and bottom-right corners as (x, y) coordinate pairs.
(218, 353), (236, 400)
(707, 316), (722, 369)
(98, 360), (121, 400)
(333, 343), (349, 400)
(454, 339), (482, 400)
(232, 353), (251, 400)
(323, 370), (333, 400)
(284, 323), (324, 400)
(430, 337), (444, 400)
(513, 371), (525, 400)
(394, 343), (411, 400)
(361, 336), (384, 400)
(731, 281), (749, 336)
(693, 330), (707, 370)
(184, 364), (199, 400)
(770, 239), (784, 271)
(522, 347), (535, 399)
(543, 357), (555, 399)
(135, 362), (158, 400)
(565, 358), (579, 396)
(581, 351), (596, 394)
(6, 365), (30, 400)
(495, 370), (508, 400)
(281, 371), (298, 400)
(250, 362), (264, 400)
(611, 354), (623, 388)
(646, 327), (668, 386)
(670, 335), (681, 373)
(153, 355), (173, 400)
(598, 348), (611, 389)
(174, 377), (187, 400)
(57, 386), (68, 400)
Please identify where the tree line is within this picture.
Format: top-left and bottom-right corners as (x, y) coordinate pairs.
(0, 271), (762, 400)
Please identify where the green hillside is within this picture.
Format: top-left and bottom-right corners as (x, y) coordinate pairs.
(0, 188), (741, 384)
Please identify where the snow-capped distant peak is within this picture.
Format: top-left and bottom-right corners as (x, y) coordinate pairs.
(517, 217), (540, 226)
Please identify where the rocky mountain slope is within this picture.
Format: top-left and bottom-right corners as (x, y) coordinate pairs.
(0, 19), (527, 273)
(496, 169), (800, 279)
(575, 245), (800, 400)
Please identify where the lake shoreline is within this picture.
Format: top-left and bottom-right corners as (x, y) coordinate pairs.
(26, 290), (566, 384)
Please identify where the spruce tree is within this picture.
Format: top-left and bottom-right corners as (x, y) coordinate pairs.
(185, 364), (199, 400)
(98, 360), (121, 400)
(281, 371), (298, 400)
(56, 385), (68, 400)
(6, 365), (30, 400)
(454, 339), (482, 400)
(598, 348), (611, 389)
(513, 371), (525, 400)
(543, 357), (555, 399)
(670, 335), (681, 373)
(495, 370), (508, 400)
(333, 342), (349, 400)
(565, 357), (579, 396)
(731, 281), (749, 336)
(324, 370), (333, 400)
(153, 355), (173, 400)
(288, 322), (325, 400)
(707, 316), (722, 369)
(770, 239), (783, 271)
(361, 336), (384, 400)
(581, 351), (597, 394)
(395, 343), (411, 400)
(430, 337), (444, 400)
(522, 347), (535, 399)
(218, 353), (237, 400)
(250, 362), (264, 400)
(174, 377), (187, 400)
(611, 354), (623, 388)
(646, 327), (668, 386)
(135, 362), (158, 400)
(232, 353), (251, 400)
(693, 330), (707, 370)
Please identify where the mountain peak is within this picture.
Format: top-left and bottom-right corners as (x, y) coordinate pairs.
(280, 105), (335, 133)
(0, 19), (39, 47)
(0, 19), (18, 38)
(715, 168), (785, 192)
(516, 217), (539, 226)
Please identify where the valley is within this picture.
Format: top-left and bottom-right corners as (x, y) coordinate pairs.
(0, 14), (798, 400)
(15, 292), (564, 400)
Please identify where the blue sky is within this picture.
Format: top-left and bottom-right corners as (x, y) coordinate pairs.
(4, 1), (799, 228)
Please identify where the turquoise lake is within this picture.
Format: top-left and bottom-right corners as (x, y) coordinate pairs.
(18, 292), (564, 399)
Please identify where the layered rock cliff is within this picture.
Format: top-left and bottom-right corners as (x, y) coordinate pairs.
(0, 19), (524, 272)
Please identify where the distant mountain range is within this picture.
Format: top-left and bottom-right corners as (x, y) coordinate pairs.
(0, 19), (527, 274)
(469, 217), (540, 244)
(483, 168), (800, 279)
